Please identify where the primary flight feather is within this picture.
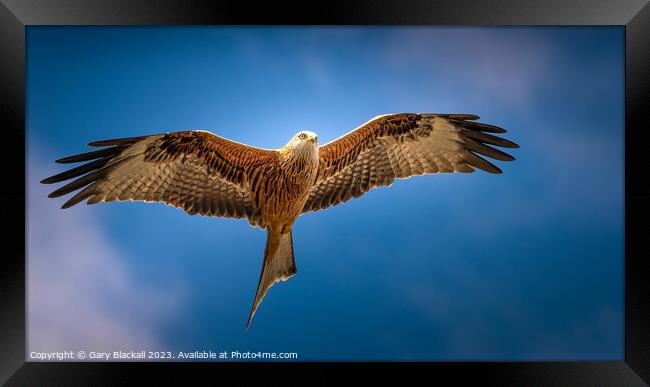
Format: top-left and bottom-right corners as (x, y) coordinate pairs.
(41, 113), (519, 329)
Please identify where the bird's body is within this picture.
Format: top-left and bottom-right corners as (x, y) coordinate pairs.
(42, 113), (519, 328)
(260, 133), (320, 232)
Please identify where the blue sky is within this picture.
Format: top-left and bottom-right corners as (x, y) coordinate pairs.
(27, 26), (624, 361)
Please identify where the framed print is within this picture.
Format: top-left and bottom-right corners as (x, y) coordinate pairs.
(1, 0), (649, 385)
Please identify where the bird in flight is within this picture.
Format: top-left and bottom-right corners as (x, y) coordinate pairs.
(41, 113), (518, 329)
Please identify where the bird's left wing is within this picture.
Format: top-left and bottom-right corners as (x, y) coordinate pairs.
(302, 113), (519, 213)
(41, 130), (277, 227)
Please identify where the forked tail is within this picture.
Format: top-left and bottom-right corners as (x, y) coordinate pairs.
(246, 229), (297, 330)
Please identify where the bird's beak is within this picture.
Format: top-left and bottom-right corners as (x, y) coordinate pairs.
(308, 137), (316, 143)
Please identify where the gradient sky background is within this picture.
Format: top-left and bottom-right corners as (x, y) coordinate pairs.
(26, 26), (624, 361)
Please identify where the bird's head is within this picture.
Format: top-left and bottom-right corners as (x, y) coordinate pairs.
(293, 130), (318, 144)
(285, 130), (319, 151)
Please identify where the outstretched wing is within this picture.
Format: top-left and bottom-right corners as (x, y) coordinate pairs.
(41, 130), (277, 227)
(302, 113), (519, 213)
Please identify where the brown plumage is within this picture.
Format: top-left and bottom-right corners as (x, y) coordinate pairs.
(41, 113), (519, 329)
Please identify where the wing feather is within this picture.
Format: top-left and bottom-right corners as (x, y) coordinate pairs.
(303, 113), (518, 213)
(42, 130), (277, 227)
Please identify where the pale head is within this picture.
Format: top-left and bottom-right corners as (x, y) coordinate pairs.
(285, 130), (319, 148)
(281, 130), (320, 160)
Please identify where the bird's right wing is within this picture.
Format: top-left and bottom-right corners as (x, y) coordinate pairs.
(302, 114), (518, 213)
(41, 130), (277, 227)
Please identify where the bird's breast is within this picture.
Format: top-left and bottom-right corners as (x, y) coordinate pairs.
(257, 153), (319, 227)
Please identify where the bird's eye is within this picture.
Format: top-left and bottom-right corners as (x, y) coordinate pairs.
(299, 133), (306, 140)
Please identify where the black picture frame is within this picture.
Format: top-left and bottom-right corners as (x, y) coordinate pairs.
(2, 0), (649, 385)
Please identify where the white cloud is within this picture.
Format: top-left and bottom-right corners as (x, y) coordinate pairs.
(27, 151), (186, 357)
(383, 28), (553, 107)
(301, 53), (334, 90)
